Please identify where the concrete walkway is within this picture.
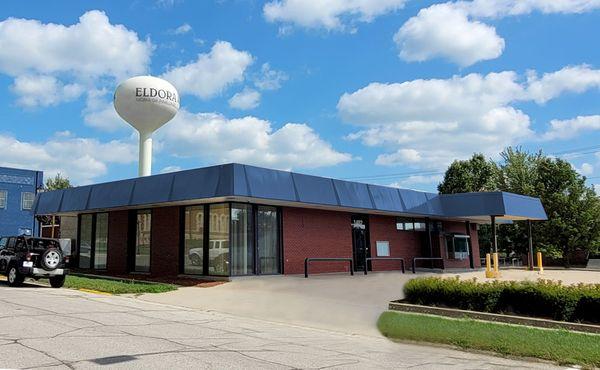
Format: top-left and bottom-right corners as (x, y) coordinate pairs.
(140, 272), (421, 337)
(0, 282), (561, 369)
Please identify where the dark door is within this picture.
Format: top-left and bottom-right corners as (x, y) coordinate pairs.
(351, 215), (370, 271)
(0, 237), (8, 273)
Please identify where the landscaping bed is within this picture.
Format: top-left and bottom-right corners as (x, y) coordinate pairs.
(42, 275), (178, 294)
(378, 311), (600, 367)
(403, 276), (600, 323)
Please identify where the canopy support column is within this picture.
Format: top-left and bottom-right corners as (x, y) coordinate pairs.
(465, 221), (474, 269)
(491, 215), (498, 253)
(527, 219), (534, 271)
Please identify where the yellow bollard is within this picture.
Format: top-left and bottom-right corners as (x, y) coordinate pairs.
(485, 253), (494, 278)
(493, 252), (500, 278)
(537, 251), (544, 274)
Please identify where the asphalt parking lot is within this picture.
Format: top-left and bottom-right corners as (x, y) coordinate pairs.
(0, 281), (562, 369)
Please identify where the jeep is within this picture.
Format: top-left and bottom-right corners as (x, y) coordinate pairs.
(0, 236), (69, 288)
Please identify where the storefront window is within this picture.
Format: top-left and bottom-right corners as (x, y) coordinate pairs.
(209, 204), (230, 275)
(257, 206), (279, 274)
(94, 213), (108, 269)
(231, 204), (253, 275)
(183, 206), (204, 275)
(135, 210), (151, 272)
(79, 214), (93, 268)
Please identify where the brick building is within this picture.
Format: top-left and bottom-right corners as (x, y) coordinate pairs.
(33, 163), (546, 278)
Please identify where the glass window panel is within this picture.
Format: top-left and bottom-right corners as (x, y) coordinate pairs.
(79, 214), (93, 269)
(209, 204), (230, 275)
(0, 190), (7, 209)
(446, 235), (470, 260)
(21, 192), (35, 210)
(184, 206), (204, 275)
(135, 210), (151, 272)
(94, 213), (108, 269)
(257, 206), (280, 274)
(231, 204), (253, 276)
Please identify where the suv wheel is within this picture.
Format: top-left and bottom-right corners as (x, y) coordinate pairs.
(49, 275), (66, 288)
(41, 248), (62, 271)
(7, 266), (24, 287)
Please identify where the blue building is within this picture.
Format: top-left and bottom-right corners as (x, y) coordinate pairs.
(0, 166), (43, 237)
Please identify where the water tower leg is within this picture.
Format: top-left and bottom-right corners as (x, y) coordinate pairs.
(139, 132), (152, 177)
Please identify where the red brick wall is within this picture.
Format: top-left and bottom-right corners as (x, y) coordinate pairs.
(439, 221), (481, 268)
(282, 207), (353, 275)
(368, 215), (424, 272)
(107, 211), (129, 275)
(150, 206), (180, 277)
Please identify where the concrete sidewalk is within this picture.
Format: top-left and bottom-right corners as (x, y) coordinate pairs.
(0, 282), (561, 369)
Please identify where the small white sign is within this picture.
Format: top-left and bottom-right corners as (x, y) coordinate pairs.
(376, 241), (390, 257)
(23, 261), (33, 268)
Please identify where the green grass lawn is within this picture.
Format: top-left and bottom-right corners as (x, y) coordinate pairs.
(50, 275), (178, 294)
(378, 311), (600, 367)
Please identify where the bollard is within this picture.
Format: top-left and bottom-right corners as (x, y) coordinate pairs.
(485, 253), (494, 278)
(537, 251), (544, 274)
(493, 252), (500, 278)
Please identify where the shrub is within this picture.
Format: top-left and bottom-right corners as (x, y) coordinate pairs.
(403, 277), (600, 323)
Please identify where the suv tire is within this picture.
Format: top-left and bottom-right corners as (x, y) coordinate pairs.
(49, 275), (66, 288)
(7, 266), (24, 287)
(41, 248), (62, 271)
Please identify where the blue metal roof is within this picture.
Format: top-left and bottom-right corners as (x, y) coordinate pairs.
(33, 163), (547, 221)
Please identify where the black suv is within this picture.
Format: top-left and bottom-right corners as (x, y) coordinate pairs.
(0, 236), (69, 288)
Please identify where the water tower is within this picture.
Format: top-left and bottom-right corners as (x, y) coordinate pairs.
(114, 76), (179, 177)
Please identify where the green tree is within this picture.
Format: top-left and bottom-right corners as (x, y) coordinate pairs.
(437, 154), (499, 194)
(438, 148), (600, 265)
(45, 173), (72, 190)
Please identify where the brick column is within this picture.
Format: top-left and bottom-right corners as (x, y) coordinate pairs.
(107, 210), (129, 275)
(150, 206), (180, 277)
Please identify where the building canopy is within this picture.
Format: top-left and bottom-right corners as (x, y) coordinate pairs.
(33, 163), (547, 222)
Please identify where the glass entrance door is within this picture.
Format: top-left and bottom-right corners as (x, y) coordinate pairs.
(257, 206), (280, 274)
(351, 215), (370, 271)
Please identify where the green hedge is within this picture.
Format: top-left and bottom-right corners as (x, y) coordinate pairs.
(403, 277), (600, 323)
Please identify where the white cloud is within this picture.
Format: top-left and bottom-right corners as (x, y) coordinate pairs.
(10, 75), (84, 108)
(395, 1), (600, 66)
(0, 133), (136, 184)
(263, 0), (407, 31)
(576, 162), (594, 176)
(160, 165), (182, 173)
(389, 174), (444, 190)
(526, 65), (600, 103)
(162, 41), (253, 99)
(254, 63), (288, 91)
(159, 110), (352, 170)
(459, 0), (600, 18)
(394, 3), (504, 67)
(228, 88), (261, 110)
(82, 89), (127, 132)
(339, 66), (600, 169)
(541, 115), (600, 140)
(0, 10), (152, 109)
(0, 10), (151, 79)
(171, 23), (192, 35)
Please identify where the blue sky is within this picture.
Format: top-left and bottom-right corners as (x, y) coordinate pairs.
(0, 0), (599, 193)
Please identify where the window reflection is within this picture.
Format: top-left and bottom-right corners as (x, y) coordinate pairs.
(231, 204), (253, 275)
(184, 206), (204, 274)
(209, 204), (229, 275)
(135, 210), (151, 272)
(79, 214), (93, 268)
(257, 206), (279, 274)
(94, 213), (108, 269)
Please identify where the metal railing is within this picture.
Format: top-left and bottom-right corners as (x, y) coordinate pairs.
(304, 258), (354, 278)
(364, 257), (405, 275)
(412, 257), (444, 273)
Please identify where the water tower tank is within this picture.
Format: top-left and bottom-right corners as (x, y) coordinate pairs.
(114, 76), (179, 176)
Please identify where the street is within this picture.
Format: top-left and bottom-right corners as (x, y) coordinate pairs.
(0, 282), (562, 369)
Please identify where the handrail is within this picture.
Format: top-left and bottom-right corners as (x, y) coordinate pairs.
(412, 257), (444, 273)
(364, 257), (405, 275)
(304, 257), (354, 278)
